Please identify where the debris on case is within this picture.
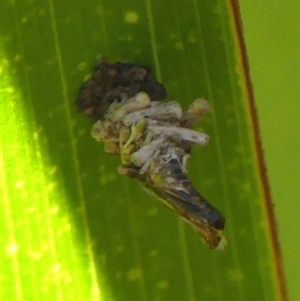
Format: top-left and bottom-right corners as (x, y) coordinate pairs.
(76, 61), (167, 120)
(76, 60), (226, 249)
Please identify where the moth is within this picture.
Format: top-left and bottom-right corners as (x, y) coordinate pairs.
(77, 61), (226, 249)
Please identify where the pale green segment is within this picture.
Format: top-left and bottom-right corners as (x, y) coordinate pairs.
(0, 57), (105, 301)
(239, 1), (300, 300)
(0, 0), (282, 300)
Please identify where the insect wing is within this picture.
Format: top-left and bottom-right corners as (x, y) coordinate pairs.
(143, 184), (226, 249)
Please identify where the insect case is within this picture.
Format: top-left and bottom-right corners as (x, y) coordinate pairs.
(76, 61), (226, 249)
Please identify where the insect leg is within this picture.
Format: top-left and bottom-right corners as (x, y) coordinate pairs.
(118, 164), (147, 182)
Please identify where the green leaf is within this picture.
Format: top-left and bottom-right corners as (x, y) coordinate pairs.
(0, 1), (284, 301)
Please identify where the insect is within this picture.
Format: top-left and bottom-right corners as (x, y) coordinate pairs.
(77, 61), (226, 249)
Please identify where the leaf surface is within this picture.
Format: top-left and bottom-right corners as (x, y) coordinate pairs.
(0, 1), (283, 300)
